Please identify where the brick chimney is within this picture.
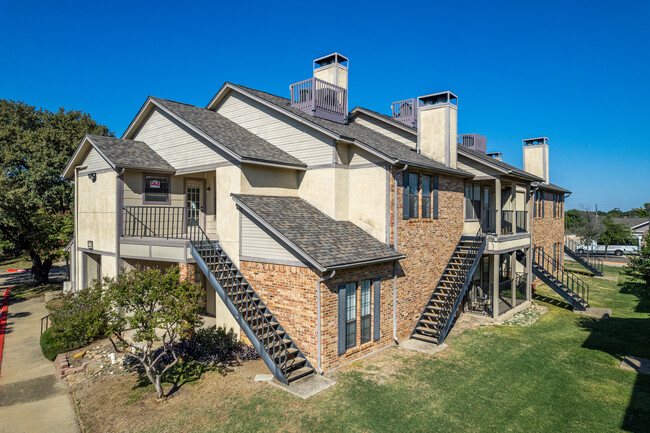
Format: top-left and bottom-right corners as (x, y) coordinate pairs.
(522, 137), (549, 182)
(416, 92), (458, 168)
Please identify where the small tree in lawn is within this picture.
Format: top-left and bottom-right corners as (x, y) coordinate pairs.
(624, 233), (650, 290)
(104, 266), (204, 399)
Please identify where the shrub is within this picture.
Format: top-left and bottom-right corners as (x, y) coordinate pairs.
(43, 280), (109, 359)
(40, 327), (70, 361)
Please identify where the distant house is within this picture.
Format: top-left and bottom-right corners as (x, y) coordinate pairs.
(62, 53), (580, 385)
(614, 218), (649, 245)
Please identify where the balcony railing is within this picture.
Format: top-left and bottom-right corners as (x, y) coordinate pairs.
(122, 206), (186, 239)
(391, 98), (418, 127)
(289, 77), (347, 123)
(466, 272), (528, 317)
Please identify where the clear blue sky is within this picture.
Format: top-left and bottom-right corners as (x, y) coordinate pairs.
(1, 0), (648, 211)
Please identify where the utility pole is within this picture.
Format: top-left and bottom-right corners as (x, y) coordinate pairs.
(595, 204), (598, 220)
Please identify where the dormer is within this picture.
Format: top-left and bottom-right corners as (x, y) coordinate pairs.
(289, 53), (348, 123)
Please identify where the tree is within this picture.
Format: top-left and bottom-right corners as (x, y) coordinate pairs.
(104, 266), (204, 399)
(598, 217), (635, 255)
(565, 209), (586, 234)
(27, 208), (74, 282)
(576, 206), (605, 248)
(624, 233), (650, 298)
(0, 100), (111, 283)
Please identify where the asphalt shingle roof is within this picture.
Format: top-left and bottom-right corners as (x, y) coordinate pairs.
(228, 84), (470, 176)
(351, 106), (417, 132)
(152, 97), (306, 168)
(232, 194), (404, 270)
(538, 182), (571, 194)
(613, 217), (649, 229)
(87, 135), (174, 171)
(458, 146), (543, 181)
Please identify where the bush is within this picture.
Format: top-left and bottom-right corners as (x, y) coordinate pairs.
(41, 280), (109, 360)
(40, 327), (70, 361)
(150, 326), (259, 367)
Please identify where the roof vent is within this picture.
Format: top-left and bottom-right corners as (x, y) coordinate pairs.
(391, 98), (418, 127)
(289, 53), (348, 124)
(458, 133), (487, 153)
(486, 152), (502, 161)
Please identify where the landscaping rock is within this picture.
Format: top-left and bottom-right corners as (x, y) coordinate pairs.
(620, 356), (650, 375)
(72, 350), (86, 359)
(503, 304), (547, 326)
(254, 374), (274, 382)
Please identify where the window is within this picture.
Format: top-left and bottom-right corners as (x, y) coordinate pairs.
(338, 279), (381, 353)
(422, 175), (431, 218)
(535, 191), (545, 218)
(465, 183), (481, 220)
(143, 175), (170, 204)
(403, 171), (438, 220)
(408, 172), (419, 218)
(360, 280), (372, 344)
(345, 282), (356, 349)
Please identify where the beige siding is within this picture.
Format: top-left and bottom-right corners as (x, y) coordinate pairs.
(240, 215), (303, 264)
(457, 159), (502, 178)
(79, 147), (112, 175)
(132, 108), (227, 170)
(352, 114), (416, 148)
(215, 92), (334, 166)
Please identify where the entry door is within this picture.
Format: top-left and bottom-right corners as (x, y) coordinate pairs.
(186, 181), (203, 229)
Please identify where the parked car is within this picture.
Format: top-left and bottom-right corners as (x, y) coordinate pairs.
(577, 239), (639, 256)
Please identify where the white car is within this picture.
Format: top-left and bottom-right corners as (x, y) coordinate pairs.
(577, 239), (639, 256)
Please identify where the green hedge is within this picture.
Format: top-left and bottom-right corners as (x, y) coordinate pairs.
(40, 328), (72, 361)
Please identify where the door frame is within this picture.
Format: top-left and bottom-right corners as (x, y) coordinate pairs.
(183, 177), (206, 232)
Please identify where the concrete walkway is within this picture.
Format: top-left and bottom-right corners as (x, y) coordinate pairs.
(0, 273), (80, 433)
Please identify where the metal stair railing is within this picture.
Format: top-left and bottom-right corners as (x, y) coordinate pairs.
(532, 247), (590, 306)
(187, 223), (292, 382)
(564, 237), (604, 275)
(434, 225), (486, 344)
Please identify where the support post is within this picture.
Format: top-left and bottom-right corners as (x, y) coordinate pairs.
(510, 250), (517, 307)
(495, 178), (502, 235)
(492, 254), (500, 319)
(526, 247), (533, 300)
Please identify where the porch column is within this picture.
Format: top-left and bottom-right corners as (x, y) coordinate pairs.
(526, 247), (533, 300)
(179, 262), (195, 282)
(495, 178), (502, 235)
(491, 254), (500, 319)
(510, 250), (517, 307)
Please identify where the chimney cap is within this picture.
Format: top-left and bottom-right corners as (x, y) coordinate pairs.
(314, 53), (348, 69)
(418, 91), (458, 106)
(522, 137), (549, 146)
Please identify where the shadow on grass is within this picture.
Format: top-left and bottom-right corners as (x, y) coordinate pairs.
(619, 281), (650, 314)
(129, 360), (214, 402)
(532, 292), (573, 310)
(577, 314), (650, 433)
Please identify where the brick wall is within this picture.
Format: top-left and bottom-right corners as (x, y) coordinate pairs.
(532, 189), (565, 267)
(390, 168), (465, 340)
(240, 261), (395, 371)
(178, 262), (195, 281)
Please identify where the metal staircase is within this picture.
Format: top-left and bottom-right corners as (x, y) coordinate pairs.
(412, 234), (486, 345)
(188, 224), (314, 384)
(564, 237), (604, 276)
(517, 248), (590, 311)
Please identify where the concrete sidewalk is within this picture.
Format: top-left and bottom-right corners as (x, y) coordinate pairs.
(0, 283), (80, 433)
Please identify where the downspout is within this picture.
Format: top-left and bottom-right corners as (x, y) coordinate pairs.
(115, 168), (125, 278)
(316, 270), (336, 374)
(393, 164), (408, 343)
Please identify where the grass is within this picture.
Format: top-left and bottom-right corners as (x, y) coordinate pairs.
(0, 254), (31, 273)
(74, 265), (650, 433)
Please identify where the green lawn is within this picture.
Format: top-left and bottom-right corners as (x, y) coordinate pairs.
(80, 264), (650, 433)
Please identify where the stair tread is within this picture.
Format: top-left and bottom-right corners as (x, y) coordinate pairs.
(411, 333), (439, 344)
(286, 366), (314, 383)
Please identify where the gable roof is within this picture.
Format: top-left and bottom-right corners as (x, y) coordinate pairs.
(209, 83), (471, 177)
(150, 97), (306, 169)
(232, 194), (404, 271)
(458, 146), (543, 182)
(538, 182), (571, 194)
(62, 134), (174, 179)
(349, 106), (417, 134)
(613, 217), (649, 230)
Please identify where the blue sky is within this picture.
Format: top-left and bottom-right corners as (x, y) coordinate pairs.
(1, 0), (648, 211)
